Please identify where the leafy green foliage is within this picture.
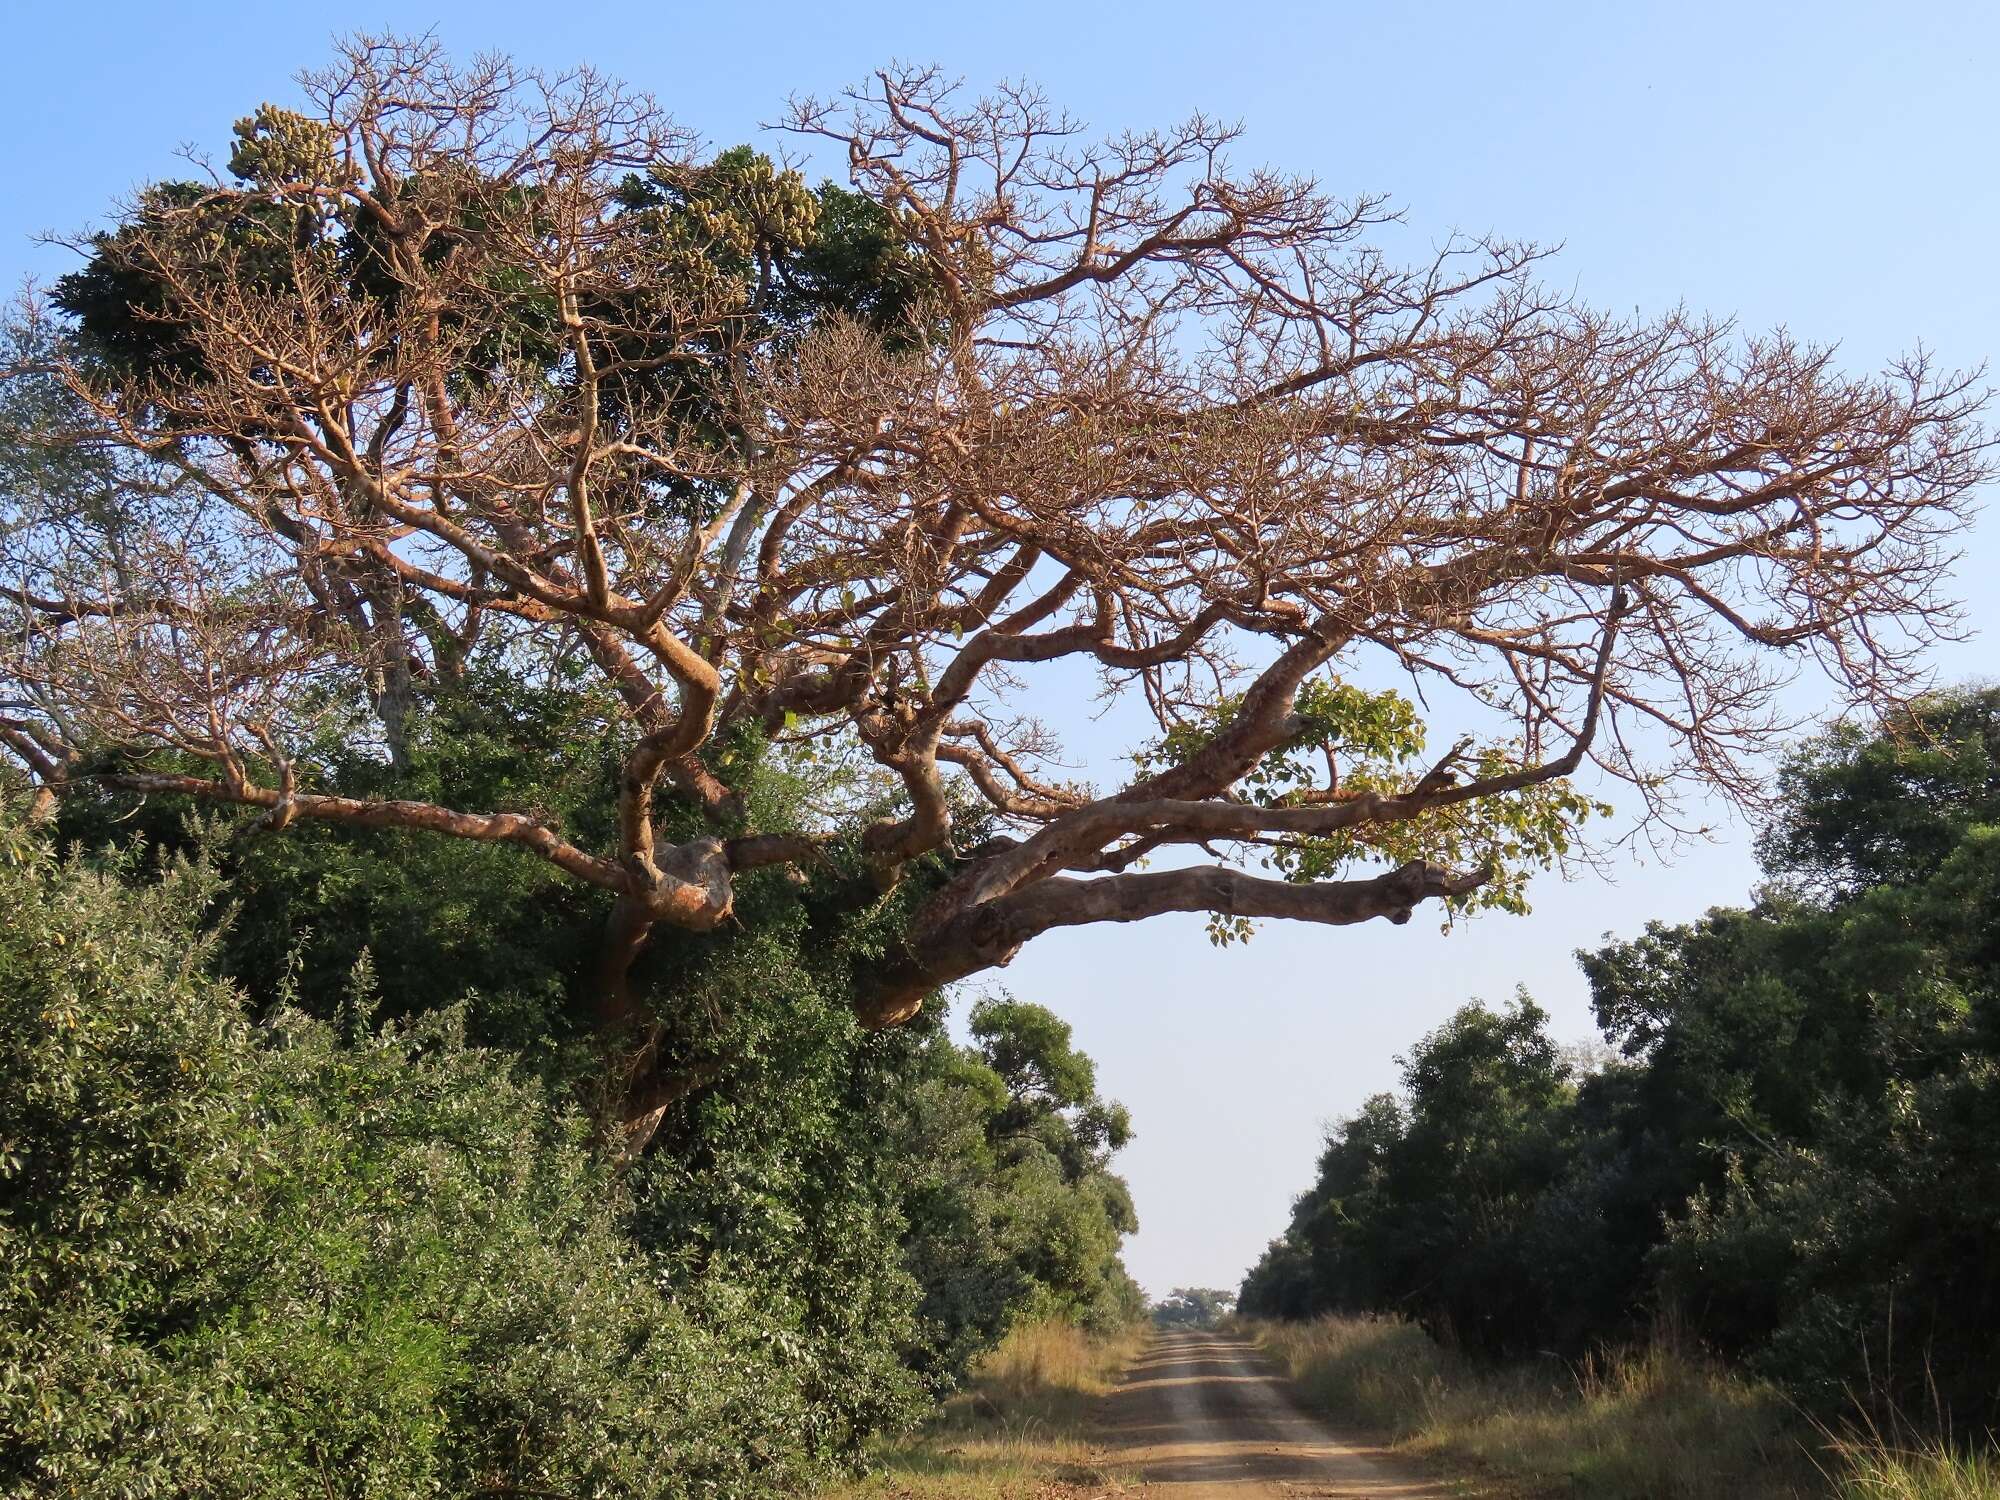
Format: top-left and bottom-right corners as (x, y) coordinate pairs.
(1243, 687), (2000, 1434)
(0, 841), (864, 1499)
(877, 996), (1143, 1386)
(50, 669), (626, 1053)
(614, 147), (941, 348)
(1758, 689), (2000, 900)
(51, 180), (308, 385)
(1241, 993), (1595, 1356)
(1270, 740), (1609, 921)
(55, 123), (942, 480)
(1152, 1288), (1236, 1328)
(1644, 820), (2000, 1423)
(1137, 679), (1609, 945)
(26, 670), (1142, 1486)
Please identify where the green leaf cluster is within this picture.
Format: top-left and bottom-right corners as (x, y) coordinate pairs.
(16, 671), (1144, 1491)
(1138, 678), (1610, 933)
(875, 995), (1144, 1386)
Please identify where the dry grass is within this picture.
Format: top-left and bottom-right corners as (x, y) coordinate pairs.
(821, 1319), (1145, 1499)
(1830, 1440), (2000, 1499)
(1253, 1314), (1826, 1499)
(823, 1313), (1999, 1498)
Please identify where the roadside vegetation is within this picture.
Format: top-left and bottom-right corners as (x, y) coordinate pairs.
(1243, 690), (2000, 1495)
(826, 1319), (1142, 1500)
(1828, 1437), (2000, 1500)
(0, 816), (1145, 1496)
(2, 27), (1995, 1499)
(1258, 1315), (1818, 1498)
(1258, 1315), (2000, 1500)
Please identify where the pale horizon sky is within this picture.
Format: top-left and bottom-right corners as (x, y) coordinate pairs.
(8, 1), (1997, 1298)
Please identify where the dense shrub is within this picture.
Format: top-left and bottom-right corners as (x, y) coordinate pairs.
(0, 841), (883, 1498)
(876, 996), (1145, 1385)
(3, 730), (1144, 1493)
(39, 670), (1146, 1421)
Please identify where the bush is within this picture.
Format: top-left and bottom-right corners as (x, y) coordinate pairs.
(0, 841), (859, 1498)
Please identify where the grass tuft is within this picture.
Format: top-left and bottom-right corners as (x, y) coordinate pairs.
(1825, 1425), (2000, 1500)
(1832, 1442), (2000, 1499)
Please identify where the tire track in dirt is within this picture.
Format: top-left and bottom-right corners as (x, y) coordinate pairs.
(1090, 1329), (1463, 1497)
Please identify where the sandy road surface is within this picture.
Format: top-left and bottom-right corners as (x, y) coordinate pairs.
(1091, 1330), (1461, 1497)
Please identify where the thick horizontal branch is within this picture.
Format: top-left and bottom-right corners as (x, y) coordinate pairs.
(1000, 858), (1489, 935)
(854, 857), (1488, 1028)
(948, 587), (1628, 913)
(99, 769), (629, 890)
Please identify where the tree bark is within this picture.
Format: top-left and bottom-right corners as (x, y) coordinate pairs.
(855, 857), (1489, 1029)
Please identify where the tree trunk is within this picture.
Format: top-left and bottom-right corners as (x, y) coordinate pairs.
(588, 892), (738, 1159)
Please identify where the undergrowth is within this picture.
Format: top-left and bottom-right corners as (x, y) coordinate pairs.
(822, 1319), (1144, 1499)
(1827, 1428), (2000, 1499)
(1253, 1314), (1824, 1498)
(1255, 1315), (2000, 1499)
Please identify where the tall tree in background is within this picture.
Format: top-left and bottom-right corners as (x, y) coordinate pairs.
(1153, 1287), (1237, 1328)
(2, 38), (1987, 1142)
(885, 995), (1142, 1383)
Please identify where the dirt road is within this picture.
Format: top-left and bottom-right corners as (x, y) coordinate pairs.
(1091, 1330), (1459, 1497)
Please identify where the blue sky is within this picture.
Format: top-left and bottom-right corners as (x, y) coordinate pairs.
(10, 1), (1997, 1296)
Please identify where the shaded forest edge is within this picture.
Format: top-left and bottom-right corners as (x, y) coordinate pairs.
(0, 774), (1146, 1496)
(1243, 688), (2000, 1496)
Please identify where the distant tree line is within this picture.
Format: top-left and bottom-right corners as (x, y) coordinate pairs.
(1241, 689), (2000, 1431)
(1153, 1288), (1238, 1328)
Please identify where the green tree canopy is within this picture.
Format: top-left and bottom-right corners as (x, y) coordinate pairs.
(1153, 1288), (1237, 1328)
(0, 837), (890, 1499)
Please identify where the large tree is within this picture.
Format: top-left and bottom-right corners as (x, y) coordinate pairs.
(1, 38), (1986, 1142)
